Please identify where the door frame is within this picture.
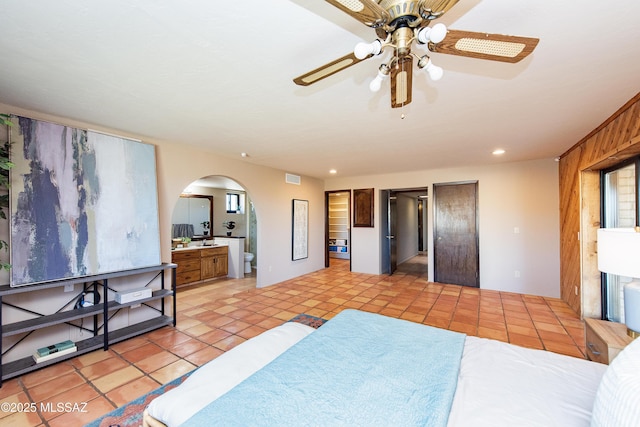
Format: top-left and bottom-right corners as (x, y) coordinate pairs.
(433, 180), (479, 287)
(380, 187), (428, 275)
(325, 190), (352, 269)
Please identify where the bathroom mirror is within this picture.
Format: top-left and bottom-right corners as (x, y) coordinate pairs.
(172, 195), (213, 239)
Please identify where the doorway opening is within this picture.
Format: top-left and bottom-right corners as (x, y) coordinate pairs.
(380, 187), (428, 278)
(325, 190), (351, 270)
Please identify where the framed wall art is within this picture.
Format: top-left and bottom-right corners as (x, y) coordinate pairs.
(292, 199), (309, 260)
(9, 116), (162, 286)
(353, 188), (374, 227)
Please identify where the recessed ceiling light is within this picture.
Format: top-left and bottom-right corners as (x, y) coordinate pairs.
(329, 169), (337, 174)
(492, 149), (506, 155)
(241, 152), (248, 158)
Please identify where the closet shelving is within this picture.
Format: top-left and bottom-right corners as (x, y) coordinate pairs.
(328, 193), (350, 259)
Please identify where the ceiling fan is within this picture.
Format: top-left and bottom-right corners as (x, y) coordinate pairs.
(293, 0), (539, 108)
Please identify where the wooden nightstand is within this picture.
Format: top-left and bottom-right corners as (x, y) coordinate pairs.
(584, 318), (633, 364)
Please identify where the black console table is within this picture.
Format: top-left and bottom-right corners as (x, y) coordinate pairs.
(0, 263), (177, 386)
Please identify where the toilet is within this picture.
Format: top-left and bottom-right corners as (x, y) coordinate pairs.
(244, 252), (254, 274)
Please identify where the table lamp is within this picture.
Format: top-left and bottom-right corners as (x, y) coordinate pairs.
(597, 227), (640, 339)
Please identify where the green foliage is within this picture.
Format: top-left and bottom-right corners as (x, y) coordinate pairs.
(0, 114), (13, 271)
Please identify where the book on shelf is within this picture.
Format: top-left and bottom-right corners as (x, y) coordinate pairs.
(33, 346), (77, 363)
(36, 340), (76, 357)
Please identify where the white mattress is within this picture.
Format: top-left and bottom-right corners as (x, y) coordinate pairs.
(146, 323), (607, 427)
(448, 336), (607, 427)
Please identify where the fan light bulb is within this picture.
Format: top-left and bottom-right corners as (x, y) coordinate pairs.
(427, 63), (443, 81)
(417, 23), (448, 44)
(354, 40), (382, 60)
(369, 65), (390, 92)
(430, 23), (447, 44)
(369, 75), (383, 92)
(418, 56), (444, 81)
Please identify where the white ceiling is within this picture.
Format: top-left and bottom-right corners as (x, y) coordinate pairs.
(1, 1), (639, 180)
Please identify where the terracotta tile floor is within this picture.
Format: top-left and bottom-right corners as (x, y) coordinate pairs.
(0, 257), (588, 426)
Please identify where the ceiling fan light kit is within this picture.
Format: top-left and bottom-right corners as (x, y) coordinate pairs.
(417, 23), (447, 44)
(294, 0), (539, 108)
(369, 64), (390, 92)
(354, 39), (383, 59)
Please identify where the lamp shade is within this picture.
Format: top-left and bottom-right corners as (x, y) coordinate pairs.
(597, 228), (640, 278)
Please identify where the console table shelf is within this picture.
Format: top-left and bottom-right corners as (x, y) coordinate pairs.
(0, 263), (177, 385)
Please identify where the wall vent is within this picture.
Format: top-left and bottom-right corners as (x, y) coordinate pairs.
(285, 173), (301, 185)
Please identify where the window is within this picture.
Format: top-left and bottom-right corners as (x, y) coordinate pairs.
(226, 193), (244, 214)
(601, 158), (639, 321)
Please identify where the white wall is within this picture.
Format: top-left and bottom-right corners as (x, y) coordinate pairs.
(396, 194), (418, 264)
(326, 159), (561, 298)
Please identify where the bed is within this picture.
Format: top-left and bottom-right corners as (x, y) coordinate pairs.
(143, 309), (640, 427)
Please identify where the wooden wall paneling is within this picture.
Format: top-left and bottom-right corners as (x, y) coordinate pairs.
(559, 92), (640, 316)
(559, 147), (583, 314)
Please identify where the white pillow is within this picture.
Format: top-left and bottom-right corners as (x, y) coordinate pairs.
(591, 336), (640, 427)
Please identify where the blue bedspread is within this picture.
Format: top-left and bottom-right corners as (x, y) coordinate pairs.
(182, 309), (465, 427)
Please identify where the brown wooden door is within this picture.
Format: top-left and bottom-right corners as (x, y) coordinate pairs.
(433, 181), (479, 287)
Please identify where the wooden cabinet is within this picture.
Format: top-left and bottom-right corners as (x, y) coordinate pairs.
(584, 318), (633, 364)
(214, 252), (228, 278)
(201, 246), (228, 280)
(172, 250), (201, 286)
(201, 256), (215, 280)
(172, 246), (228, 287)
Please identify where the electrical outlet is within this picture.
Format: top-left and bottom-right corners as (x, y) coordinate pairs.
(64, 284), (74, 292)
(513, 227), (520, 234)
(514, 270), (520, 278)
(574, 286), (578, 296)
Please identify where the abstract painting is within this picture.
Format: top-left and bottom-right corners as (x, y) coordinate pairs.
(292, 199), (308, 261)
(9, 116), (161, 286)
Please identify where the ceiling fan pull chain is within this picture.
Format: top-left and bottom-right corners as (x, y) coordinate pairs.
(400, 56), (406, 119)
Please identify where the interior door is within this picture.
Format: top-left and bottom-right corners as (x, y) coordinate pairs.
(380, 190), (397, 274)
(433, 181), (479, 287)
(389, 191), (397, 274)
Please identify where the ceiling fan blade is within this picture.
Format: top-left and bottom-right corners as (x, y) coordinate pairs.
(429, 29), (539, 63)
(293, 52), (369, 86)
(324, 0), (390, 28)
(419, 0), (460, 20)
(390, 56), (413, 108)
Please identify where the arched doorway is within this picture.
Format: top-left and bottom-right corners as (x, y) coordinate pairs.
(170, 175), (257, 287)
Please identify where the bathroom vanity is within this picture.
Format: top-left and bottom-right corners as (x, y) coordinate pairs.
(172, 245), (228, 287)
(171, 237), (245, 287)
